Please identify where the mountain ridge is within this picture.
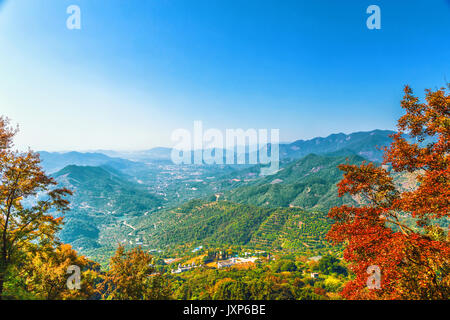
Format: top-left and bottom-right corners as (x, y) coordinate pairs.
(86, 129), (396, 162)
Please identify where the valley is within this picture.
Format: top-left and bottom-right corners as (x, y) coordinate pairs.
(37, 130), (397, 266)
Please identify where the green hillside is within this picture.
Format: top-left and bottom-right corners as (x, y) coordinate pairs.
(223, 154), (366, 211)
(125, 200), (335, 254)
(52, 165), (163, 251)
(101, 153), (367, 256)
(279, 129), (395, 162)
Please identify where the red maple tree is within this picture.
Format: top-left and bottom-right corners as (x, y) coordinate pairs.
(328, 85), (449, 299)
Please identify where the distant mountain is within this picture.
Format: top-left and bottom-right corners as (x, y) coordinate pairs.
(222, 153), (365, 211)
(94, 130), (395, 163)
(52, 165), (163, 250)
(94, 147), (173, 162)
(38, 151), (145, 173)
(279, 129), (395, 162)
(87, 130), (395, 162)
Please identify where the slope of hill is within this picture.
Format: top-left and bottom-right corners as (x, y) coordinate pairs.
(279, 129), (395, 162)
(38, 151), (146, 173)
(127, 200), (334, 253)
(96, 153), (366, 257)
(222, 154), (366, 211)
(52, 165), (163, 251)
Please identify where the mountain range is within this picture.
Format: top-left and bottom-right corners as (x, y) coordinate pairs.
(85, 129), (395, 163)
(38, 151), (146, 173)
(38, 129), (398, 259)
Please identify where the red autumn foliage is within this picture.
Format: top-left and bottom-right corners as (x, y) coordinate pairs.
(327, 85), (450, 299)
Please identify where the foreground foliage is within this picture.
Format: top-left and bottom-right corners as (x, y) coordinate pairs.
(328, 85), (450, 299)
(0, 117), (74, 299)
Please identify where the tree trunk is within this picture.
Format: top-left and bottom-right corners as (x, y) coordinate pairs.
(0, 272), (4, 300)
(0, 247), (8, 300)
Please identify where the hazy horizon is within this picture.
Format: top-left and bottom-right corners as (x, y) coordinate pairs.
(30, 128), (394, 153)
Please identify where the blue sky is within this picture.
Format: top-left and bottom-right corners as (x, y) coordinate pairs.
(0, 0), (449, 151)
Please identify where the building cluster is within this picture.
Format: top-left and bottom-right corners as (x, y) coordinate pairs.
(217, 257), (259, 269)
(171, 262), (201, 274)
(171, 256), (260, 273)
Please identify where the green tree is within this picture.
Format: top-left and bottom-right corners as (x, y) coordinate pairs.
(316, 255), (347, 276)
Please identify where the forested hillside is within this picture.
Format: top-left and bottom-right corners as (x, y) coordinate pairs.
(223, 154), (365, 210)
(52, 165), (162, 250)
(279, 130), (394, 162)
(48, 151), (370, 258)
(128, 200), (335, 254)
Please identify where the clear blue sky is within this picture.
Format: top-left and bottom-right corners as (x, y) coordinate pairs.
(0, 0), (449, 151)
